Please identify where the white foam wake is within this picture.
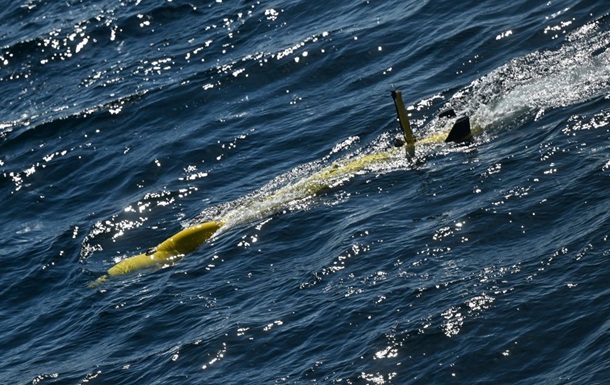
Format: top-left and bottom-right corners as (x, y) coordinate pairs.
(450, 15), (610, 129)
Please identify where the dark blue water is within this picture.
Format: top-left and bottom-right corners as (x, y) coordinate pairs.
(2, 0), (610, 383)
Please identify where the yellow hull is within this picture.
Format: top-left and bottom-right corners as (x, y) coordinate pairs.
(90, 221), (222, 287)
(89, 91), (470, 287)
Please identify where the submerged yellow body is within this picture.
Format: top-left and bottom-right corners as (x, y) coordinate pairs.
(90, 91), (475, 287)
(89, 152), (399, 287)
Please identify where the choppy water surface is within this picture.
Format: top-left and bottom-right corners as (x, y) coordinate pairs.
(1, 0), (610, 384)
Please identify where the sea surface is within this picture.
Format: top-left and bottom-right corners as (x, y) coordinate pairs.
(1, 0), (610, 384)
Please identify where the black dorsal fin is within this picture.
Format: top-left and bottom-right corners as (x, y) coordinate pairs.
(445, 116), (472, 144)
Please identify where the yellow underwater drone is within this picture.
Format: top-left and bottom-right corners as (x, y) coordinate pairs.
(88, 91), (473, 287)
